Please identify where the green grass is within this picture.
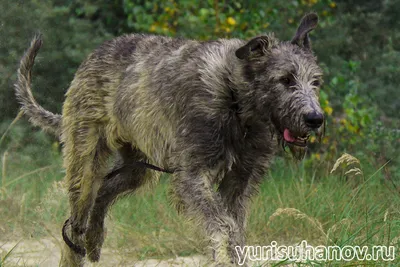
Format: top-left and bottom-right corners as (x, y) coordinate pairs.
(0, 129), (399, 266)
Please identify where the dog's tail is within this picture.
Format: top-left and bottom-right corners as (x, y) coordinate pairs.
(15, 34), (62, 136)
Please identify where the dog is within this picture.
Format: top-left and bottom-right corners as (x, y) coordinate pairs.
(15, 13), (323, 266)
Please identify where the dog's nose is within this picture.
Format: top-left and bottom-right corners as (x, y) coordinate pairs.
(304, 111), (324, 129)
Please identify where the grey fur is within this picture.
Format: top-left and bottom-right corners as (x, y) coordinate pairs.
(15, 13), (324, 267)
(15, 34), (62, 136)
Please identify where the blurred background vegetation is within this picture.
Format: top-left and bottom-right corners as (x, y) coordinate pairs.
(0, 0), (399, 265)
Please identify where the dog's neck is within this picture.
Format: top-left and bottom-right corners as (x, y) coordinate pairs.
(226, 60), (268, 128)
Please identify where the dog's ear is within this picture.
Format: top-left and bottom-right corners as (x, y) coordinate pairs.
(291, 13), (318, 50)
(235, 36), (271, 60)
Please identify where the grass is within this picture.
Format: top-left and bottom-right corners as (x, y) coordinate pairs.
(0, 125), (399, 266)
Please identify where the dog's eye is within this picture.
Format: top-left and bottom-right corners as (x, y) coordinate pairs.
(311, 80), (320, 87)
(280, 77), (296, 87)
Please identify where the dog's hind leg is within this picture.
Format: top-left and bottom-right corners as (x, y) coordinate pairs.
(60, 123), (111, 267)
(85, 145), (152, 262)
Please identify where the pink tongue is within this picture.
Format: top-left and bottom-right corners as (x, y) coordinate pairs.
(283, 129), (296, 142)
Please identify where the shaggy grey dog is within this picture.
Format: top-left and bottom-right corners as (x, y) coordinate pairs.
(15, 13), (324, 266)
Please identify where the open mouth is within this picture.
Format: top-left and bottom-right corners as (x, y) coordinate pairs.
(283, 128), (309, 147)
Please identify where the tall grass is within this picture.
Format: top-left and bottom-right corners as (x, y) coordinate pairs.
(0, 122), (399, 266)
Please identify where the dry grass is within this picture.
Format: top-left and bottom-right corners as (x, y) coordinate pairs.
(0, 115), (399, 266)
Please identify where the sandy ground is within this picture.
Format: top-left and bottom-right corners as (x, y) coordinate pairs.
(0, 238), (299, 266)
(0, 238), (211, 267)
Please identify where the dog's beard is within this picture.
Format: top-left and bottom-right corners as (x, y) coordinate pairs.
(277, 136), (308, 160)
(287, 143), (307, 160)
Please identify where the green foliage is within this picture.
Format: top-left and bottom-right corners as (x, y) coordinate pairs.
(0, 0), (111, 119)
(121, 0), (335, 40)
(327, 61), (377, 145)
(0, 121), (56, 164)
(304, 58), (399, 181)
(317, 0), (400, 117)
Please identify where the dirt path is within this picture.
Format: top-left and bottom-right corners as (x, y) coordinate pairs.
(0, 239), (210, 267)
(1, 238), (300, 266)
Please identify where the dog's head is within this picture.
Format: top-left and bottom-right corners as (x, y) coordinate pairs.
(236, 13), (324, 159)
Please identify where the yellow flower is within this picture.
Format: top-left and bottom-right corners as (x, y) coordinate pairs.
(304, 0), (318, 6)
(310, 136), (316, 143)
(322, 136), (329, 144)
(348, 124), (358, 133)
(330, 2), (337, 8)
(226, 17), (236, 26)
(288, 18), (294, 24)
(162, 26), (169, 33)
(324, 106), (333, 116)
(315, 153), (321, 160)
(149, 24), (157, 32)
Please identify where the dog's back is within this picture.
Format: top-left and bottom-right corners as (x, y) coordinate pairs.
(62, 34), (245, 167)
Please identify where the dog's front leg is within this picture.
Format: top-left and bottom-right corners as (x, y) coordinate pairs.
(217, 162), (267, 267)
(172, 168), (240, 266)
